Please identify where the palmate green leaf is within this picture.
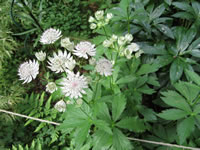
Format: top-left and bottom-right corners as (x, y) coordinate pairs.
(119, 0), (131, 16)
(161, 91), (192, 112)
(158, 109), (189, 120)
(113, 128), (132, 150)
(112, 94), (126, 122)
(170, 59), (184, 83)
(94, 102), (111, 123)
(137, 64), (159, 75)
(147, 76), (160, 87)
(116, 75), (136, 84)
(59, 105), (89, 130)
(74, 122), (92, 149)
(93, 130), (112, 150)
(177, 116), (195, 144)
(193, 104), (200, 115)
(174, 81), (200, 104)
(93, 120), (112, 134)
(185, 70), (200, 86)
(116, 117), (146, 132)
(138, 85), (155, 95)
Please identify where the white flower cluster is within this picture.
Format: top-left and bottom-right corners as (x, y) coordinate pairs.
(61, 37), (74, 51)
(96, 58), (113, 76)
(73, 41), (96, 59)
(48, 50), (76, 73)
(60, 71), (88, 99)
(102, 33), (142, 59)
(89, 10), (113, 29)
(54, 100), (66, 112)
(40, 28), (62, 44)
(46, 82), (57, 93)
(35, 51), (46, 61)
(18, 60), (39, 84)
(103, 33), (133, 48)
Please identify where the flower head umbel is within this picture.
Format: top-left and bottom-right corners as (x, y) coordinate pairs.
(48, 50), (76, 73)
(96, 58), (113, 76)
(35, 51), (46, 61)
(40, 28), (62, 44)
(124, 43), (140, 59)
(54, 100), (66, 112)
(73, 41), (96, 59)
(46, 82), (57, 93)
(18, 60), (39, 84)
(61, 37), (74, 51)
(60, 71), (88, 99)
(88, 10), (113, 29)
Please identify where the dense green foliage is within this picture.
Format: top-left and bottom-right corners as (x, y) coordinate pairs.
(1, 0), (200, 149)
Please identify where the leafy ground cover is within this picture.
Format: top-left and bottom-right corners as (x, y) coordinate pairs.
(1, 0), (200, 149)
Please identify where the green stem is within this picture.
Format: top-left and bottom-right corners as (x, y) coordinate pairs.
(92, 75), (100, 101)
(127, 7), (130, 34)
(103, 27), (109, 39)
(73, 98), (92, 120)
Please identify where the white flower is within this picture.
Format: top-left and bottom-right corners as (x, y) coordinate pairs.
(95, 10), (104, 20)
(125, 33), (133, 42)
(61, 37), (74, 51)
(96, 58), (113, 76)
(110, 34), (118, 42)
(40, 28), (62, 44)
(54, 100), (66, 112)
(90, 23), (97, 29)
(35, 51), (46, 61)
(73, 41), (96, 59)
(76, 99), (83, 107)
(60, 71), (88, 99)
(106, 13), (113, 20)
(18, 60), (39, 84)
(126, 43), (140, 52)
(103, 40), (113, 48)
(48, 50), (76, 73)
(89, 58), (96, 65)
(46, 82), (57, 93)
(135, 50), (144, 58)
(89, 16), (95, 23)
(118, 36), (126, 46)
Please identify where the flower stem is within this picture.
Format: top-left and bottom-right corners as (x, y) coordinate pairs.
(103, 27), (109, 39)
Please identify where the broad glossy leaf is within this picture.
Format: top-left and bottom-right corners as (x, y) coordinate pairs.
(150, 4), (165, 21)
(172, 2), (193, 12)
(156, 24), (174, 39)
(170, 59), (183, 83)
